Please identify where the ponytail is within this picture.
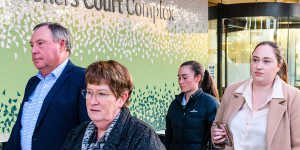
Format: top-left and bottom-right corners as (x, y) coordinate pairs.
(278, 58), (288, 83)
(180, 60), (220, 100)
(201, 70), (220, 100)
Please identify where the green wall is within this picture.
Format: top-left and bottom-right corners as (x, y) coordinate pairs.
(0, 0), (213, 139)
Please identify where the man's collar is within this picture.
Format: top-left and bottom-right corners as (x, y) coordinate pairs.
(36, 58), (69, 79)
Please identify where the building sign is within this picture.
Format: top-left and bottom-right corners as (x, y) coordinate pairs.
(208, 64), (216, 80)
(31, 0), (175, 23)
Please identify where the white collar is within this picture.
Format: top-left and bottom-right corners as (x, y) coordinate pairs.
(234, 76), (284, 110)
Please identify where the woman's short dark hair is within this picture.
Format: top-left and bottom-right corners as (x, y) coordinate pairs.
(85, 60), (134, 107)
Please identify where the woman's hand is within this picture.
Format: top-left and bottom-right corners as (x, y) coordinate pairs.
(211, 124), (227, 144)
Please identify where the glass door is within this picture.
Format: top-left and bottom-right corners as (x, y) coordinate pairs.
(223, 16), (300, 87)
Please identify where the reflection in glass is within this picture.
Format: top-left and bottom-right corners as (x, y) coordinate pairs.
(211, 16), (300, 87)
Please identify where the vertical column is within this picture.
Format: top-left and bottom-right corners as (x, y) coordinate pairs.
(217, 3), (223, 96)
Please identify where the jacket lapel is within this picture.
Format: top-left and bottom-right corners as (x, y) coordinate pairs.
(16, 77), (40, 127)
(104, 107), (129, 149)
(266, 98), (287, 147)
(34, 61), (74, 130)
(14, 76), (41, 143)
(226, 93), (245, 122)
(24, 76), (41, 101)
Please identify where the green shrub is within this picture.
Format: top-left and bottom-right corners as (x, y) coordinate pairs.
(130, 82), (179, 130)
(0, 89), (21, 135)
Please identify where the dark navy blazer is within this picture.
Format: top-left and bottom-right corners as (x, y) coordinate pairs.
(4, 61), (90, 150)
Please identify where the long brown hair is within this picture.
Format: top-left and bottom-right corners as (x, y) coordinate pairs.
(180, 60), (219, 100)
(253, 41), (288, 83)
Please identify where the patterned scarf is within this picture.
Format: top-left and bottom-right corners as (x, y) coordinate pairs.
(81, 112), (120, 150)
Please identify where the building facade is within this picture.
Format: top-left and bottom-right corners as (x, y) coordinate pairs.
(0, 0), (211, 141)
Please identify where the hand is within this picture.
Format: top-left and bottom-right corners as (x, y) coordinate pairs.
(211, 123), (227, 144)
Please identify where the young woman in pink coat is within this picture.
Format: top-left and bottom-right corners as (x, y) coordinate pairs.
(211, 41), (300, 150)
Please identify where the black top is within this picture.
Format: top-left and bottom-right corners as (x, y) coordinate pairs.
(165, 89), (219, 150)
(61, 107), (166, 150)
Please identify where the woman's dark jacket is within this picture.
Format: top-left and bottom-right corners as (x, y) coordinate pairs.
(61, 107), (166, 150)
(165, 89), (219, 150)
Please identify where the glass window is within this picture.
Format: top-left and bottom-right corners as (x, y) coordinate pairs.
(222, 16), (300, 87)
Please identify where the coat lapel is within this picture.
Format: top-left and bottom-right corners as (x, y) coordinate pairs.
(14, 76), (41, 142)
(221, 93), (245, 150)
(226, 93), (245, 122)
(34, 61), (74, 130)
(24, 76), (41, 101)
(266, 98), (287, 148)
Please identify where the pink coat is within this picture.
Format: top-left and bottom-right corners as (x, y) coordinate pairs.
(214, 79), (300, 150)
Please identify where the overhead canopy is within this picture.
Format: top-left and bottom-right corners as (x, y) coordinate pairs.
(209, 0), (300, 6)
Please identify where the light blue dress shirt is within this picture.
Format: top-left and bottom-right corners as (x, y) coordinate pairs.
(20, 59), (69, 150)
(181, 94), (187, 106)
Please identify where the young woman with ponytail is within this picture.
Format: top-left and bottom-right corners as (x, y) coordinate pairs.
(165, 60), (219, 150)
(211, 41), (300, 150)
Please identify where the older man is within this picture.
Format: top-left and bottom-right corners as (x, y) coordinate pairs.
(4, 22), (89, 150)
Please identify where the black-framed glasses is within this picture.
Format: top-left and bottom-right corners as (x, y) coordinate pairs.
(81, 89), (113, 100)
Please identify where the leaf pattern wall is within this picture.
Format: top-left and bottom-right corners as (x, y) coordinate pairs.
(0, 0), (213, 133)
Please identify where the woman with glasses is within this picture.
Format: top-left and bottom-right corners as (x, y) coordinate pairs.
(165, 60), (219, 150)
(211, 41), (300, 150)
(61, 60), (165, 150)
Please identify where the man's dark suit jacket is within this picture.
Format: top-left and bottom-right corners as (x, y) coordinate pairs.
(4, 61), (90, 150)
